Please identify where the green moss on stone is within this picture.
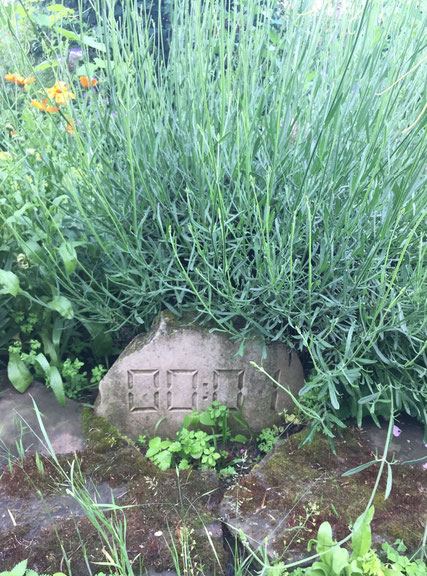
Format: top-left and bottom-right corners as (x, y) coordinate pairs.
(81, 407), (132, 453)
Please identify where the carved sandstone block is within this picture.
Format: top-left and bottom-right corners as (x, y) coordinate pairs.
(95, 312), (304, 437)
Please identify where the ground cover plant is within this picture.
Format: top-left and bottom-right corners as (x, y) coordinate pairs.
(144, 400), (256, 472)
(0, 0), (426, 434)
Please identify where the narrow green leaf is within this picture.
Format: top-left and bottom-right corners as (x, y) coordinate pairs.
(232, 413), (251, 430)
(342, 460), (377, 476)
(49, 366), (65, 407)
(34, 352), (51, 375)
(358, 393), (381, 405)
(385, 463), (393, 499)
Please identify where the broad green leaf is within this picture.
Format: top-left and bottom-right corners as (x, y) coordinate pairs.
(306, 562), (329, 576)
(352, 506), (375, 558)
(76, 62), (98, 78)
(316, 522), (335, 554)
(232, 434), (248, 443)
(53, 25), (79, 41)
(200, 411), (215, 426)
(0, 270), (20, 296)
(58, 241), (78, 275)
(155, 450), (172, 470)
(47, 3), (74, 15)
(331, 548), (350, 575)
(182, 412), (199, 429)
(82, 35), (106, 52)
(9, 559), (27, 576)
(48, 295), (74, 319)
(35, 59), (59, 71)
(22, 239), (44, 263)
(8, 352), (33, 393)
(147, 436), (163, 457)
(33, 13), (52, 27)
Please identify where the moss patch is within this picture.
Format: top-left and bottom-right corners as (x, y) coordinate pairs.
(81, 406), (132, 453)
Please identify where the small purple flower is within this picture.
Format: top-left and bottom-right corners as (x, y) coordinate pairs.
(240, 449), (245, 454)
(393, 425), (402, 437)
(423, 462), (427, 470)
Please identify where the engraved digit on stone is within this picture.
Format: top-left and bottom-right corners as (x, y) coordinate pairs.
(212, 374), (218, 402)
(212, 370), (245, 410)
(128, 370), (160, 412)
(166, 370), (198, 411)
(202, 382), (209, 400)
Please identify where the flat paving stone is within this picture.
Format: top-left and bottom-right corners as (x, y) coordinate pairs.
(0, 373), (85, 458)
(361, 417), (427, 470)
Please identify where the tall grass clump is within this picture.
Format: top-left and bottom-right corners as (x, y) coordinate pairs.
(0, 0), (426, 434)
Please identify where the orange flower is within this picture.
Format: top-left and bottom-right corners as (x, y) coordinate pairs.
(66, 122), (75, 135)
(30, 99), (58, 113)
(45, 81), (75, 105)
(5, 73), (35, 86)
(80, 76), (98, 88)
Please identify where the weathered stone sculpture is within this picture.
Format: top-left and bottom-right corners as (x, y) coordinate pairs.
(95, 312), (304, 437)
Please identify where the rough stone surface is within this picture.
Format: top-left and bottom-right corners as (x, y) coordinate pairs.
(361, 417), (427, 470)
(0, 373), (84, 457)
(220, 424), (426, 562)
(95, 312), (304, 438)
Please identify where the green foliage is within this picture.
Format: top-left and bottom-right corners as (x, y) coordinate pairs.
(304, 506), (414, 576)
(0, 560), (111, 576)
(0, 559), (67, 576)
(62, 358), (106, 399)
(147, 427), (221, 471)
(3, 301), (106, 401)
(0, 0), (425, 433)
(146, 402), (247, 471)
(382, 541), (427, 576)
(268, 514), (427, 576)
(257, 425), (285, 454)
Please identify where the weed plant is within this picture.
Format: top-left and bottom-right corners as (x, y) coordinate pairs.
(0, 0), (426, 432)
